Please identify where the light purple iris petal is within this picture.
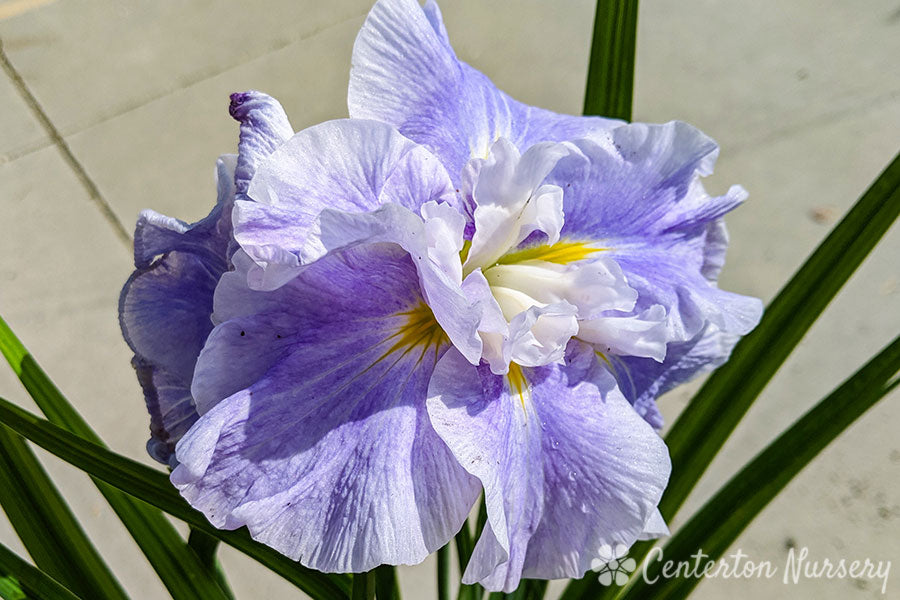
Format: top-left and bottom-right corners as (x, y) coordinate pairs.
(613, 247), (761, 341)
(234, 118), (458, 289)
(132, 359), (200, 466)
(699, 218), (730, 281)
(460, 269), (509, 372)
(121, 251), (220, 383)
(317, 203), (484, 364)
(521, 366), (670, 581)
(349, 0), (621, 180)
(427, 349), (543, 592)
(611, 324), (740, 429)
(229, 91), (294, 203)
(546, 122), (762, 341)
(133, 156), (236, 271)
(427, 348), (670, 591)
(638, 509), (670, 540)
(174, 242), (480, 572)
(119, 156), (236, 464)
(552, 121), (732, 239)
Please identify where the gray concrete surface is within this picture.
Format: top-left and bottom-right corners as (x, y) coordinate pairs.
(0, 1), (897, 598)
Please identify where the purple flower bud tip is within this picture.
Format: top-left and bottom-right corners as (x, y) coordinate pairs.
(229, 91), (261, 120)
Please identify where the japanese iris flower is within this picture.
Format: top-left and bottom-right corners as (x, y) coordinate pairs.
(119, 0), (762, 592)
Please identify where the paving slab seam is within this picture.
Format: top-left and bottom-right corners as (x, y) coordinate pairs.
(0, 36), (131, 248)
(0, 136), (52, 165)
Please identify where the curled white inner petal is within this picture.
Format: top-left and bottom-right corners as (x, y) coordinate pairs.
(463, 139), (568, 273)
(507, 302), (579, 367)
(458, 137), (650, 373)
(578, 305), (669, 362)
(421, 200), (467, 284)
(449, 137), (678, 374)
(483, 256), (637, 319)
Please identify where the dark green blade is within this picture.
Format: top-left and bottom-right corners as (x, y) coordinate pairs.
(351, 571), (376, 600)
(620, 335), (900, 599)
(373, 565), (399, 600)
(0, 316), (231, 600)
(486, 580), (548, 600)
(0, 541), (81, 600)
(187, 528), (235, 600)
(0, 395), (351, 600)
(437, 544), (450, 600)
(583, 0), (639, 120)
(0, 427), (127, 600)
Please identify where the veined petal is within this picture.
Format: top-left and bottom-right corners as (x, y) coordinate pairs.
(175, 242), (480, 572)
(520, 366), (670, 581)
(349, 0), (621, 179)
(120, 155), (236, 464)
(638, 509), (670, 540)
(420, 200), (467, 284)
(120, 251), (219, 383)
(120, 251), (219, 464)
(229, 91), (294, 203)
(234, 118), (458, 288)
(427, 348), (670, 591)
(460, 269), (509, 373)
(317, 202), (484, 365)
(699, 218), (731, 282)
(543, 122), (761, 340)
(427, 349), (544, 592)
(133, 359), (199, 467)
(212, 249), (303, 325)
(422, 0), (450, 46)
(611, 323), (741, 428)
(551, 122), (728, 240)
(133, 155), (236, 270)
(614, 246), (762, 340)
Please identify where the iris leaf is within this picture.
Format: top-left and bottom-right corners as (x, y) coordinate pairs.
(583, 0), (639, 120)
(487, 580), (548, 600)
(187, 528), (235, 600)
(617, 334), (900, 599)
(352, 571), (376, 600)
(0, 316), (233, 600)
(0, 426), (128, 600)
(373, 565), (399, 600)
(0, 541), (81, 600)
(437, 545), (450, 600)
(0, 395), (351, 600)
